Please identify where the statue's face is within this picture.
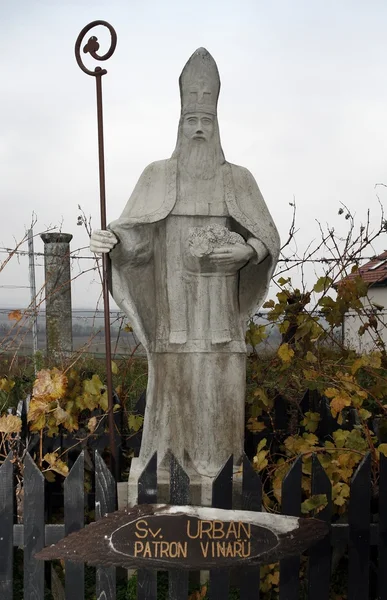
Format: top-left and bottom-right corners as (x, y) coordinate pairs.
(182, 113), (214, 142)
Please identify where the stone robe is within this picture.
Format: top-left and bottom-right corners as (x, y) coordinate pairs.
(109, 158), (280, 475)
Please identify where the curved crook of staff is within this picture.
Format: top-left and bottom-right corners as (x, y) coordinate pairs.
(75, 21), (118, 481)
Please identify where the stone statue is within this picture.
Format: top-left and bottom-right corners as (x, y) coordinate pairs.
(91, 48), (280, 477)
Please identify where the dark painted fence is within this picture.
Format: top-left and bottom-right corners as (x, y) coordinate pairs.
(0, 450), (385, 599)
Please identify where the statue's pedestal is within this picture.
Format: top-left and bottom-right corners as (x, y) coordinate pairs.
(118, 458), (244, 509)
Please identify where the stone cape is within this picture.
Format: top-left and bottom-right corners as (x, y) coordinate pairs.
(108, 157), (280, 474)
(109, 159), (279, 347)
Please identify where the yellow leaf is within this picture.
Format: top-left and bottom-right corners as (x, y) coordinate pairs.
(65, 400), (75, 413)
(0, 414), (22, 434)
(253, 388), (271, 407)
(43, 452), (69, 477)
(337, 452), (351, 466)
(246, 417), (266, 432)
(81, 374), (107, 411)
(33, 368), (67, 403)
(53, 406), (69, 425)
(63, 414), (79, 433)
(279, 320), (290, 334)
(305, 351), (317, 363)
(351, 357), (364, 374)
(0, 378), (15, 393)
(324, 387), (353, 418)
(272, 476), (284, 503)
(332, 430), (349, 448)
(83, 374), (105, 397)
(51, 459), (69, 477)
(99, 389), (108, 412)
(301, 411), (321, 433)
(111, 361), (118, 375)
(128, 414), (143, 432)
(359, 408), (372, 420)
(277, 291), (289, 303)
(270, 570), (280, 586)
(263, 299), (275, 308)
(46, 417), (59, 437)
(257, 438), (267, 452)
(332, 482), (350, 506)
(253, 450), (268, 472)
(29, 413), (46, 432)
(303, 433), (319, 446)
(284, 433), (319, 455)
(368, 352), (382, 370)
(27, 398), (49, 423)
(277, 343), (294, 363)
(277, 277), (291, 286)
(246, 322), (268, 347)
(8, 309), (22, 321)
(378, 444), (387, 457)
(313, 276), (333, 293)
(324, 441), (335, 449)
(79, 392), (98, 411)
(87, 416), (98, 434)
(330, 392), (351, 418)
(43, 452), (58, 467)
(347, 430), (367, 452)
(301, 494), (328, 514)
(352, 352), (382, 374)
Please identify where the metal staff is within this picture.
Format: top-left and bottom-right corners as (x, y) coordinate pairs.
(75, 21), (118, 479)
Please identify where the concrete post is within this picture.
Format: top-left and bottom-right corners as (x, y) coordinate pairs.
(40, 233), (73, 357)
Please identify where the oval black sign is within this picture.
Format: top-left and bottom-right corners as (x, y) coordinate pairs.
(110, 513), (278, 568)
(36, 504), (328, 569)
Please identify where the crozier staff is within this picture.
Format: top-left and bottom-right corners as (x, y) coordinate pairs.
(91, 48), (280, 476)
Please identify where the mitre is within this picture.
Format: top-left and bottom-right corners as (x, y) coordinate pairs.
(179, 47), (220, 116)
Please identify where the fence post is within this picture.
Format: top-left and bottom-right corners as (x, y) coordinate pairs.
(24, 452), (45, 600)
(379, 454), (387, 599)
(348, 453), (371, 600)
(137, 453), (158, 600)
(240, 455), (262, 600)
(279, 456), (302, 600)
(0, 454), (14, 600)
(95, 451), (117, 600)
(210, 455), (233, 600)
(168, 454), (190, 600)
(40, 232), (73, 358)
(64, 452), (85, 600)
(307, 454), (332, 600)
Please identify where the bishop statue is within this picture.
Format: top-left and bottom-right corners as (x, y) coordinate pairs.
(91, 48), (280, 476)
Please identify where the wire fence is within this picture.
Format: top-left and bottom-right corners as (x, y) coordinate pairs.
(1, 245), (386, 263)
(3, 307), (387, 358)
(1, 242), (387, 357)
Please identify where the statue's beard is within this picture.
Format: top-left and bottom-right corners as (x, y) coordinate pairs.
(177, 138), (219, 180)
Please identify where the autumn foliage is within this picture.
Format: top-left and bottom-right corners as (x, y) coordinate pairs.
(246, 272), (387, 520)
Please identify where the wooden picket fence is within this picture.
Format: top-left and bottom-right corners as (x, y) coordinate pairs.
(0, 450), (386, 599)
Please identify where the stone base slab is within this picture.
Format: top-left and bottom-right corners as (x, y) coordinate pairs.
(117, 458), (243, 509)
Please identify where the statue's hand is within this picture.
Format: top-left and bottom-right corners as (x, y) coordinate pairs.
(90, 230), (118, 254)
(209, 243), (255, 266)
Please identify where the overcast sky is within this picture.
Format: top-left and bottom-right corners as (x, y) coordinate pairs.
(1, 0), (387, 309)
